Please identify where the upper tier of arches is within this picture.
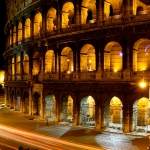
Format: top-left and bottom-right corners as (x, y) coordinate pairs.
(7, 0), (150, 46)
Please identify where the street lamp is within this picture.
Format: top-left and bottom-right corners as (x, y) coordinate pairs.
(138, 79), (150, 99)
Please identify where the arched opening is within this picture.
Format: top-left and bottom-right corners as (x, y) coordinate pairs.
(32, 52), (40, 75)
(13, 26), (16, 44)
(136, 6), (144, 15)
(23, 53), (29, 74)
(80, 96), (95, 127)
(133, 97), (150, 132)
(80, 44), (96, 72)
(25, 18), (31, 39)
(45, 95), (56, 122)
(47, 8), (57, 32)
(60, 95), (73, 125)
(104, 41), (122, 72)
(62, 2), (74, 28)
(23, 92), (29, 114)
(16, 55), (21, 75)
(33, 92), (40, 115)
(34, 12), (42, 36)
(16, 91), (21, 111)
(11, 57), (15, 79)
(104, 96), (123, 132)
(133, 38), (150, 72)
(81, 0), (96, 24)
(18, 22), (22, 42)
(45, 50), (55, 73)
(10, 91), (15, 109)
(10, 29), (12, 45)
(61, 47), (73, 73)
(104, 0), (123, 18)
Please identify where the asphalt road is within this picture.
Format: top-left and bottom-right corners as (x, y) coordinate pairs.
(0, 108), (149, 150)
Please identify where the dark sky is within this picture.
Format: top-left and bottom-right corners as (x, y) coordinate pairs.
(0, 0), (6, 69)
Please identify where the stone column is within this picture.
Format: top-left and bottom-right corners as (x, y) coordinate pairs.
(75, 1), (81, 25)
(40, 90), (44, 119)
(97, 0), (104, 25)
(95, 100), (102, 130)
(22, 19), (25, 42)
(73, 97), (80, 126)
(123, 104), (133, 133)
(55, 95), (61, 124)
(29, 87), (32, 115)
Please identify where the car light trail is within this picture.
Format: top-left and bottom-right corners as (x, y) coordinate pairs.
(0, 124), (102, 150)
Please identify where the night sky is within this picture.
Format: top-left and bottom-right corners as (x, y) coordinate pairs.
(0, 0), (6, 70)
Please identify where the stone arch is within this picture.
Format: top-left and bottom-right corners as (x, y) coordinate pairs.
(11, 57), (15, 77)
(13, 26), (16, 44)
(23, 53), (29, 74)
(47, 7), (57, 32)
(104, 96), (123, 131)
(62, 2), (74, 28)
(81, 0), (96, 24)
(16, 88), (22, 111)
(80, 96), (96, 127)
(33, 92), (40, 115)
(16, 55), (21, 75)
(34, 12), (42, 36)
(45, 95), (56, 122)
(18, 22), (22, 42)
(133, 38), (150, 71)
(104, 0), (123, 18)
(133, 97), (150, 132)
(22, 91), (29, 114)
(32, 51), (40, 75)
(80, 44), (96, 72)
(45, 50), (55, 73)
(61, 47), (74, 73)
(25, 18), (31, 39)
(60, 95), (73, 124)
(104, 41), (123, 72)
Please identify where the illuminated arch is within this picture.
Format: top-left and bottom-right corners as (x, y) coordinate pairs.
(133, 97), (150, 131)
(34, 12), (42, 36)
(109, 96), (123, 128)
(133, 0), (149, 15)
(104, 0), (123, 18)
(23, 53), (29, 74)
(10, 29), (12, 45)
(45, 95), (56, 121)
(13, 26), (16, 44)
(80, 96), (95, 127)
(45, 50), (55, 73)
(47, 8), (57, 32)
(62, 2), (74, 28)
(80, 44), (96, 72)
(16, 55), (21, 74)
(32, 52), (40, 75)
(81, 0), (96, 24)
(133, 38), (150, 71)
(61, 47), (73, 73)
(12, 57), (15, 76)
(18, 22), (22, 42)
(104, 41), (122, 72)
(60, 95), (73, 123)
(25, 18), (31, 39)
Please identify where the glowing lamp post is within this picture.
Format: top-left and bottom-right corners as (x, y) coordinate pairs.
(138, 79), (150, 99)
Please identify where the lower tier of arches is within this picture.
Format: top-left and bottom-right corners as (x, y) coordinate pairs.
(5, 82), (150, 133)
